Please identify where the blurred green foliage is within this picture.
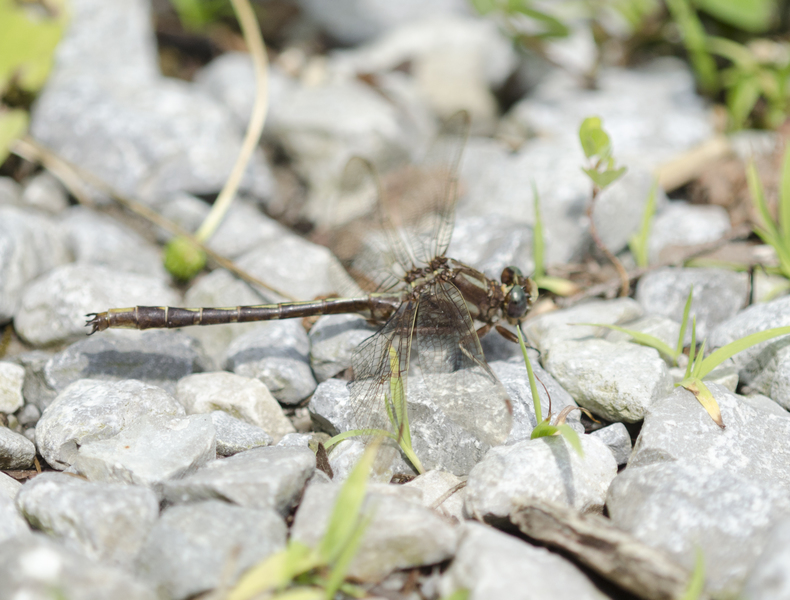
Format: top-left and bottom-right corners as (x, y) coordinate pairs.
(0, 0), (67, 165)
(168, 0), (233, 31)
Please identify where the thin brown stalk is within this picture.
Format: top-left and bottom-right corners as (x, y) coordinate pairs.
(587, 185), (631, 297)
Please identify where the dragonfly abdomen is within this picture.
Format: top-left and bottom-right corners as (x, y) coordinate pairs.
(86, 295), (404, 334)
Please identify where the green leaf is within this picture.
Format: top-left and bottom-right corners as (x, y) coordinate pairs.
(727, 75), (761, 129)
(694, 0), (777, 33)
(582, 166), (627, 189)
(0, 0), (67, 94)
(628, 179), (658, 268)
(679, 548), (706, 600)
(323, 510), (373, 598)
(573, 323), (678, 364)
(530, 419), (557, 439)
(163, 235), (207, 281)
(691, 338), (707, 379)
(441, 590), (470, 600)
(578, 117), (611, 160)
(318, 439), (380, 563)
(0, 109), (28, 166)
(780, 142), (790, 240)
(324, 429), (396, 451)
(534, 276), (579, 297)
(695, 325), (790, 380)
(270, 587), (326, 600)
(228, 542), (318, 600)
(517, 325), (543, 424)
(557, 423), (583, 457)
(665, 0), (719, 93)
(684, 317), (698, 380)
(747, 160), (782, 243)
(677, 287), (694, 357)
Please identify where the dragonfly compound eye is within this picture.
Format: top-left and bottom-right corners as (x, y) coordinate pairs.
(505, 285), (529, 320)
(500, 266), (523, 286)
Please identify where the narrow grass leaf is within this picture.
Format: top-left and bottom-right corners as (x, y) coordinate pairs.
(628, 179), (658, 268)
(517, 325), (542, 423)
(530, 419), (558, 439)
(696, 326), (790, 379)
(318, 439), (380, 563)
(324, 429), (395, 451)
(747, 160), (781, 241)
(228, 542), (317, 600)
(323, 511), (374, 599)
(683, 378), (725, 429)
(691, 338), (707, 379)
(573, 323), (677, 363)
(557, 424), (584, 457)
(441, 590), (470, 600)
(535, 276), (580, 296)
(270, 587), (325, 600)
(679, 548), (706, 600)
(780, 142), (790, 238)
(684, 318), (697, 380)
(678, 287), (694, 356)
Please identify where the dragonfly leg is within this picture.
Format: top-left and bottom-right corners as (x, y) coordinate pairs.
(475, 322), (493, 339)
(494, 324), (519, 344)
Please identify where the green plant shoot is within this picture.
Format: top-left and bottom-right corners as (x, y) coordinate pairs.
(628, 179), (658, 268)
(516, 325), (583, 456)
(579, 117), (627, 190)
(748, 146), (790, 280)
(577, 285), (790, 428)
(228, 440), (381, 600)
(679, 548), (706, 600)
(325, 345), (424, 474)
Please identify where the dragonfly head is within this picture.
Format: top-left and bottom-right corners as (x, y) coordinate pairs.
(501, 266), (539, 324)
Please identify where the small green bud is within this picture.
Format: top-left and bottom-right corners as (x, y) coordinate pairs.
(163, 235), (207, 281)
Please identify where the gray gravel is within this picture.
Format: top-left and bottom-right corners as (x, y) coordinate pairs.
(36, 379), (185, 470)
(290, 482), (458, 581)
(464, 435), (618, 519)
(135, 500), (286, 600)
(162, 446), (315, 516)
(16, 472), (159, 565)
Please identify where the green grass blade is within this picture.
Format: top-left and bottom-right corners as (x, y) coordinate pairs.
(684, 318), (697, 380)
(530, 420), (557, 439)
(532, 181), (545, 281)
(665, 0), (718, 93)
(781, 142), (790, 238)
(535, 276), (579, 296)
(324, 429), (396, 451)
(517, 325), (542, 423)
(697, 325), (790, 379)
(573, 323), (677, 363)
(627, 178), (658, 268)
(441, 590), (470, 600)
(557, 424), (584, 457)
(691, 338), (707, 379)
(318, 439), (380, 563)
(680, 548), (706, 600)
(228, 542), (318, 600)
(323, 511), (374, 599)
(677, 287), (694, 357)
(270, 588), (325, 600)
(747, 160), (781, 240)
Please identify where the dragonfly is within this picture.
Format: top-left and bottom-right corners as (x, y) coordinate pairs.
(86, 112), (538, 454)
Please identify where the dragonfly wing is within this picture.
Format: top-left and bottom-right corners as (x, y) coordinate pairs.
(413, 279), (512, 446)
(321, 157), (411, 294)
(380, 111), (470, 264)
(348, 296), (417, 435)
